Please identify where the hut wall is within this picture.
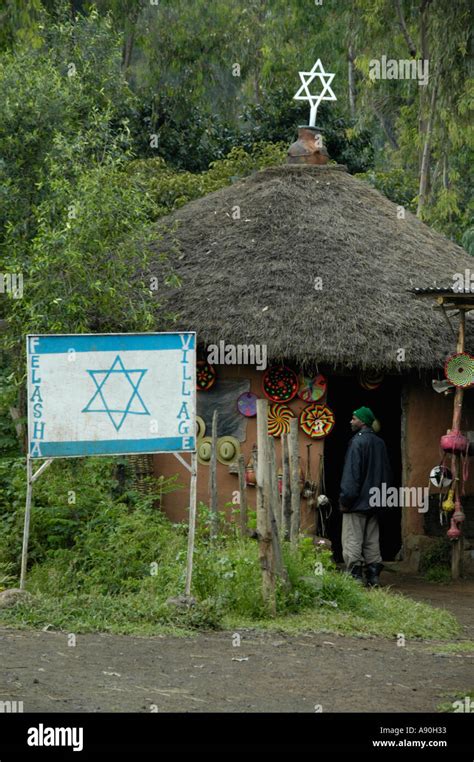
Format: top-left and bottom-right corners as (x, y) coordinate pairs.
(153, 364), (323, 531)
(402, 380), (474, 559)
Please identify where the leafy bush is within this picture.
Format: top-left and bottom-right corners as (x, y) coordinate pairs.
(419, 538), (451, 575)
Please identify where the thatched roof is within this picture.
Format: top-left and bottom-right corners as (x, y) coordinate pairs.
(150, 164), (473, 372)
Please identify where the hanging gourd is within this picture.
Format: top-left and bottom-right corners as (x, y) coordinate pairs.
(442, 490), (455, 512)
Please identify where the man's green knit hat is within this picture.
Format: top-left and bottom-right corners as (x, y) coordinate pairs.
(353, 406), (375, 427)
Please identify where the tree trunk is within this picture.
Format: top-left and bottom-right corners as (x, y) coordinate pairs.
(395, 0), (417, 57)
(372, 105), (399, 151)
(348, 42), (356, 120)
(122, 28), (136, 73)
(417, 76), (438, 217)
(418, 0), (432, 171)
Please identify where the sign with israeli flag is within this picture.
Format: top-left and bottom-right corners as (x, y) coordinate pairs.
(27, 333), (196, 459)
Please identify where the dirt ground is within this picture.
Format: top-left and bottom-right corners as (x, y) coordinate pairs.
(0, 573), (472, 713)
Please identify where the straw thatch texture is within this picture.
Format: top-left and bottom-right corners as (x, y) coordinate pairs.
(151, 164), (473, 371)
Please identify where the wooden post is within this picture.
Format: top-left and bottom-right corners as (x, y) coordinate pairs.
(267, 437), (291, 591)
(281, 433), (291, 541)
(256, 400), (275, 613)
(289, 418), (301, 547)
(20, 456), (52, 590)
(451, 455), (463, 581)
(268, 435), (280, 534)
(209, 410), (218, 538)
(20, 457), (33, 590)
(237, 454), (248, 537)
(451, 310), (466, 580)
(185, 452), (198, 597)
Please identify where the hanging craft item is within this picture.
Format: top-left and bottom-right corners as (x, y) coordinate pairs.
(453, 500), (465, 524)
(197, 436), (213, 465)
(442, 489), (455, 512)
(196, 416), (206, 440)
(299, 403), (335, 439)
(297, 372), (327, 402)
(216, 436), (241, 466)
(359, 371), (384, 391)
(440, 429), (469, 455)
(263, 365), (298, 402)
(237, 391), (258, 417)
(196, 360), (216, 391)
(447, 516), (461, 540)
(444, 352), (474, 388)
(372, 418), (381, 433)
(430, 465), (453, 488)
(245, 445), (258, 486)
(267, 403), (295, 437)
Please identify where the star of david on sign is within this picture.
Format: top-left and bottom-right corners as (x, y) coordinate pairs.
(82, 355), (150, 432)
(293, 59), (337, 127)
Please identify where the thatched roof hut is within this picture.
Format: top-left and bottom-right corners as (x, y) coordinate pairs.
(150, 158), (474, 573)
(151, 163), (473, 372)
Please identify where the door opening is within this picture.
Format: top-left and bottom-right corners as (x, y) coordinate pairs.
(323, 375), (402, 562)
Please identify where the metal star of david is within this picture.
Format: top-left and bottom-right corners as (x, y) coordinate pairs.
(293, 59), (337, 127)
(82, 355), (150, 432)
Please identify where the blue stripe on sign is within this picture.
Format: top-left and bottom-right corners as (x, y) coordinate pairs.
(27, 333), (195, 355)
(30, 437), (195, 457)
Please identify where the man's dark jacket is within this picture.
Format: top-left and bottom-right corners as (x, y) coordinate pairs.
(339, 427), (392, 513)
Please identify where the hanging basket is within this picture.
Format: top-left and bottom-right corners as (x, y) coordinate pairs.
(196, 360), (216, 391)
(444, 352), (474, 388)
(440, 430), (469, 455)
(262, 365), (298, 402)
(128, 454), (155, 495)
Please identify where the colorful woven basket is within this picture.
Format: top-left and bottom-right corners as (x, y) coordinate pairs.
(444, 353), (474, 388)
(237, 391), (258, 417)
(297, 372), (327, 402)
(299, 403), (335, 439)
(267, 403), (295, 437)
(359, 371), (384, 391)
(196, 360), (216, 391)
(263, 366), (298, 402)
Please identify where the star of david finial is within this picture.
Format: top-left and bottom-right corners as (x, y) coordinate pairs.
(293, 59), (337, 127)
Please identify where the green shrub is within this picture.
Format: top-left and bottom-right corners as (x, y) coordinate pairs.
(420, 538), (452, 583)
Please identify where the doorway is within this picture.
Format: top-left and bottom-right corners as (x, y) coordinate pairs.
(323, 374), (402, 562)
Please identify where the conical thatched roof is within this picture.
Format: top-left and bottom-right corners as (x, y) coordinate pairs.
(151, 164), (473, 372)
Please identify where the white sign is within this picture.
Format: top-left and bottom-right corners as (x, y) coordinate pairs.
(27, 333), (196, 458)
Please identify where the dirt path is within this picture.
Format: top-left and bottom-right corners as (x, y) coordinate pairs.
(0, 576), (472, 713)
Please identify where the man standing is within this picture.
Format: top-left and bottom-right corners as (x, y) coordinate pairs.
(339, 406), (391, 587)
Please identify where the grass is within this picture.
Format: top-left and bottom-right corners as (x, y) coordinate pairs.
(0, 577), (461, 641)
(427, 641), (474, 655)
(437, 690), (474, 713)
(0, 465), (465, 644)
(224, 587), (461, 640)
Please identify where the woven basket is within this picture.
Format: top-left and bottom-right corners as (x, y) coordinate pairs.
(128, 454), (155, 494)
